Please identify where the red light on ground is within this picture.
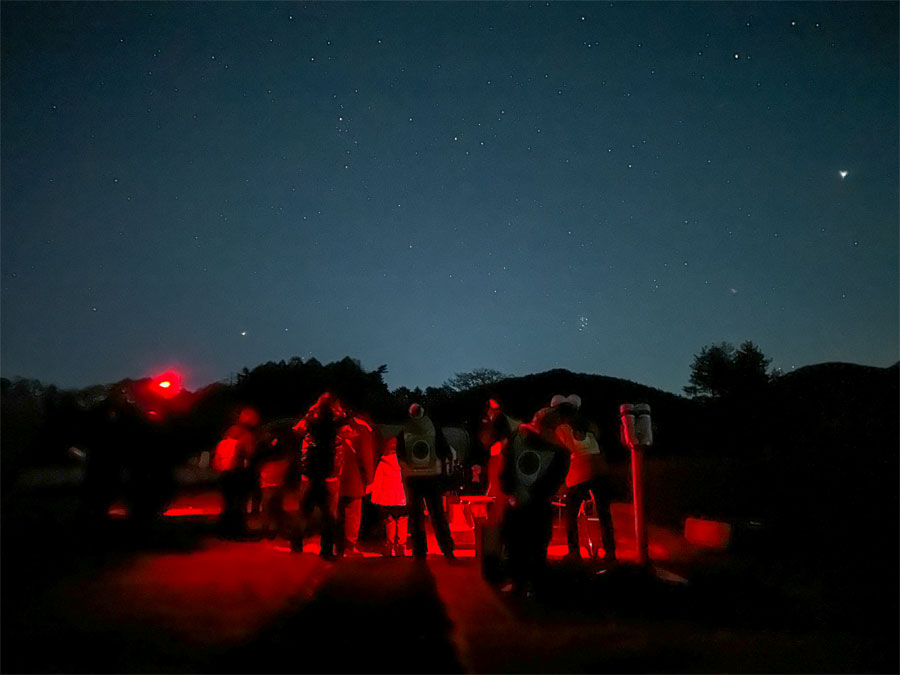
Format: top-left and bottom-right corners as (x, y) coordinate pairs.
(684, 517), (731, 549)
(159, 380), (172, 389)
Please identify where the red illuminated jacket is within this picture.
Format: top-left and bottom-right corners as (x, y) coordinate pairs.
(212, 424), (255, 473)
(370, 441), (406, 507)
(339, 416), (376, 498)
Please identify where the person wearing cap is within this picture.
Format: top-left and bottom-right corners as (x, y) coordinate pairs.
(396, 403), (455, 560)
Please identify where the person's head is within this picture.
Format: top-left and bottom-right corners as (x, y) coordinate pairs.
(550, 394), (581, 419)
(237, 407), (260, 428)
(409, 403), (425, 419)
(315, 391), (336, 409)
(485, 398), (502, 419)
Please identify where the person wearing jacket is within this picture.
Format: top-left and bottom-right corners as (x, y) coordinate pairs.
(475, 398), (517, 582)
(559, 414), (617, 564)
(499, 395), (574, 595)
(213, 406), (260, 539)
(396, 403), (455, 560)
(336, 411), (376, 556)
(370, 436), (408, 557)
(291, 393), (352, 559)
(251, 422), (300, 540)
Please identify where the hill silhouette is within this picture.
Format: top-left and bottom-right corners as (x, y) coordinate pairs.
(765, 362), (898, 560)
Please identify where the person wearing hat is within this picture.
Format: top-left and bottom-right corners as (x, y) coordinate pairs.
(395, 403), (455, 560)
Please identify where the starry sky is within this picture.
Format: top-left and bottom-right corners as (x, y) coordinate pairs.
(2, 2), (898, 396)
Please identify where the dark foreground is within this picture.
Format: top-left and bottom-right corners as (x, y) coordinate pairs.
(2, 487), (897, 674)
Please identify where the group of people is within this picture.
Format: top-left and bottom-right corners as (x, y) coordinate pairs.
(212, 394), (376, 558)
(211, 393), (456, 561)
(477, 394), (617, 595)
(211, 390), (617, 592)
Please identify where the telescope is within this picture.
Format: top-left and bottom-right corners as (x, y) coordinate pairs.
(619, 403), (652, 566)
(619, 403), (652, 447)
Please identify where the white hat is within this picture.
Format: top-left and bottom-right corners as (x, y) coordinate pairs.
(550, 394), (581, 410)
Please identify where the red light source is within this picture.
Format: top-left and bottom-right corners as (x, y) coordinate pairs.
(149, 370), (182, 399)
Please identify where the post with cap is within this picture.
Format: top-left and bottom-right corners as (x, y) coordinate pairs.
(620, 403), (652, 566)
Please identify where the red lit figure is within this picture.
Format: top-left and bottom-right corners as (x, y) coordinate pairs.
(475, 398), (517, 582)
(291, 393), (353, 559)
(336, 412), (376, 556)
(213, 406), (260, 538)
(558, 412), (617, 565)
(370, 436), (408, 556)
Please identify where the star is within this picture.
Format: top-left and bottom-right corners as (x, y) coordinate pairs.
(839, 170), (848, 179)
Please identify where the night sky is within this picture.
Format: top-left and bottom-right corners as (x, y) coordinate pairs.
(2, 2), (897, 395)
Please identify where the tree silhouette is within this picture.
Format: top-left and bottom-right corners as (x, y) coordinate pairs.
(684, 341), (777, 456)
(443, 368), (508, 392)
(684, 341), (774, 400)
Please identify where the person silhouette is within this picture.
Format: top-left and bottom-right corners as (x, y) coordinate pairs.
(396, 404), (455, 560)
(291, 394), (351, 559)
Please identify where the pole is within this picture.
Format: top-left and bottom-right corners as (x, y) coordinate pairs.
(630, 442), (649, 566)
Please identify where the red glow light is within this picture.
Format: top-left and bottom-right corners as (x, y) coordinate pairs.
(149, 370), (182, 399)
(684, 517), (731, 549)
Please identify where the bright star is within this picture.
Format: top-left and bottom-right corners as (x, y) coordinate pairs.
(839, 170), (848, 179)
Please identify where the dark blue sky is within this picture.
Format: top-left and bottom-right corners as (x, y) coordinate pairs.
(2, 2), (897, 395)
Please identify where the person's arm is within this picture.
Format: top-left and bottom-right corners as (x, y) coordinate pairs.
(498, 435), (516, 496)
(553, 423), (578, 451)
(361, 432), (376, 485)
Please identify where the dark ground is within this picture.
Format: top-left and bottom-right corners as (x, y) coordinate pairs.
(2, 483), (897, 674)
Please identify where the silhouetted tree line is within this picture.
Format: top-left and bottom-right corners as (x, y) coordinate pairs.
(4, 345), (896, 470)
